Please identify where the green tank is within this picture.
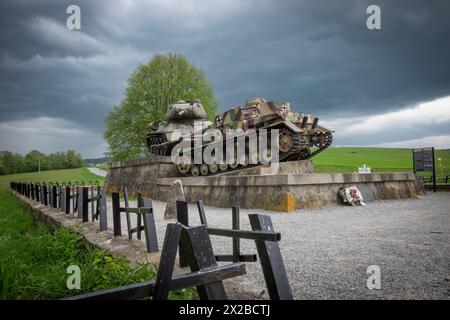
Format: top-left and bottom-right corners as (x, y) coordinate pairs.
(147, 98), (333, 176)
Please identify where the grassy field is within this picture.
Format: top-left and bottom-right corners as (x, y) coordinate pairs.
(0, 167), (105, 191)
(312, 147), (450, 177)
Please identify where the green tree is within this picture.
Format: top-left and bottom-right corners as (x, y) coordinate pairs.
(64, 150), (83, 168)
(24, 150), (45, 172)
(0, 151), (24, 174)
(104, 53), (218, 160)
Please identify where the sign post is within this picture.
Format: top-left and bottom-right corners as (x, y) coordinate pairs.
(412, 147), (436, 192)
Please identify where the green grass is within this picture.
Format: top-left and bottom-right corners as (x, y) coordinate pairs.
(0, 167), (104, 191)
(0, 191), (196, 300)
(312, 147), (450, 178)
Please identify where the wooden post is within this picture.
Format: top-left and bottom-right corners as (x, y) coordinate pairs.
(180, 225), (228, 300)
(98, 188), (108, 232)
(197, 200), (208, 225)
(51, 185), (58, 208)
(91, 185), (95, 221)
(123, 188), (132, 240)
(42, 185), (48, 206)
(232, 206), (240, 263)
(153, 223), (182, 300)
(432, 147), (436, 193)
(136, 194), (143, 240)
(35, 184), (40, 202)
(249, 214), (293, 300)
(141, 197), (158, 253)
(78, 187), (89, 222)
(176, 200), (189, 268)
(112, 192), (122, 236)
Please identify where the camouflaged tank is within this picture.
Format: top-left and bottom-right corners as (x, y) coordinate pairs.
(146, 99), (212, 155)
(149, 98), (333, 176)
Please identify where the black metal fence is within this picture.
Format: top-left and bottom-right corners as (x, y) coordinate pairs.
(10, 182), (293, 300)
(419, 175), (450, 184)
(10, 181), (108, 231)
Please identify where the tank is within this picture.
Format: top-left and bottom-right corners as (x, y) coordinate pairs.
(146, 99), (212, 155)
(147, 98), (333, 176)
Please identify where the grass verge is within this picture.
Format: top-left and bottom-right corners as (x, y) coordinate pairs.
(0, 191), (195, 300)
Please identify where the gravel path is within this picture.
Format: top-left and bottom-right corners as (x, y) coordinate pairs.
(105, 193), (450, 300)
(87, 167), (108, 177)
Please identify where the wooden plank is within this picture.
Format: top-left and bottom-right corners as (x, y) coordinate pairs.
(180, 225), (227, 300)
(232, 206), (240, 263)
(91, 186), (95, 221)
(249, 214), (293, 300)
(51, 186), (58, 208)
(136, 194), (143, 240)
(123, 187), (132, 240)
(35, 184), (40, 202)
(141, 198), (158, 253)
(215, 254), (257, 262)
(197, 200), (207, 225)
(112, 192), (122, 236)
(176, 200), (189, 267)
(61, 187), (66, 213)
(206, 227), (281, 241)
(119, 207), (152, 214)
(98, 188), (108, 231)
(64, 263), (246, 300)
(78, 187), (89, 222)
(153, 223), (181, 300)
(42, 185), (48, 206)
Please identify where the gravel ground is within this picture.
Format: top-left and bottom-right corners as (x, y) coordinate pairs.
(106, 193), (450, 300)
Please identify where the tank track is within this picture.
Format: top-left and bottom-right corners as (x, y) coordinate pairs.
(177, 128), (306, 176)
(148, 129), (333, 176)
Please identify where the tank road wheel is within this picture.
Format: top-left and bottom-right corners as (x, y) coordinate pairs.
(176, 155), (191, 175)
(249, 152), (258, 165)
(209, 163), (218, 174)
(298, 148), (312, 160)
(239, 154), (249, 167)
(191, 165), (200, 177)
(278, 130), (294, 153)
(229, 156), (239, 169)
(200, 164), (209, 176)
(219, 163), (228, 171)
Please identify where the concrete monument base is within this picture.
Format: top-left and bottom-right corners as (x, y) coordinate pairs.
(105, 156), (418, 212)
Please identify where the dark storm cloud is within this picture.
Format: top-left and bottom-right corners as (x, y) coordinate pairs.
(0, 0), (450, 156)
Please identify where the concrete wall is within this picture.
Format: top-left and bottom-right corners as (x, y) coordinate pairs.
(106, 156), (418, 212)
(152, 173), (418, 212)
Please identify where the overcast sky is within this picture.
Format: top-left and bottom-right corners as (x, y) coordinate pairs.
(1, 0), (449, 157)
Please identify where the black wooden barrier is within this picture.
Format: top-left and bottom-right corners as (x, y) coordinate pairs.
(111, 190), (158, 253)
(178, 200), (293, 300)
(65, 222), (247, 300)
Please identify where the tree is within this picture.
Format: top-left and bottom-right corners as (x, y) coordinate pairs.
(104, 53), (218, 160)
(24, 150), (45, 172)
(0, 151), (24, 174)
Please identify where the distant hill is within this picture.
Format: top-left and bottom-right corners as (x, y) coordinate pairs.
(84, 157), (112, 165)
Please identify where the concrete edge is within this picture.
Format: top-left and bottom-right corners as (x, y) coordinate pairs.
(156, 172), (416, 187)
